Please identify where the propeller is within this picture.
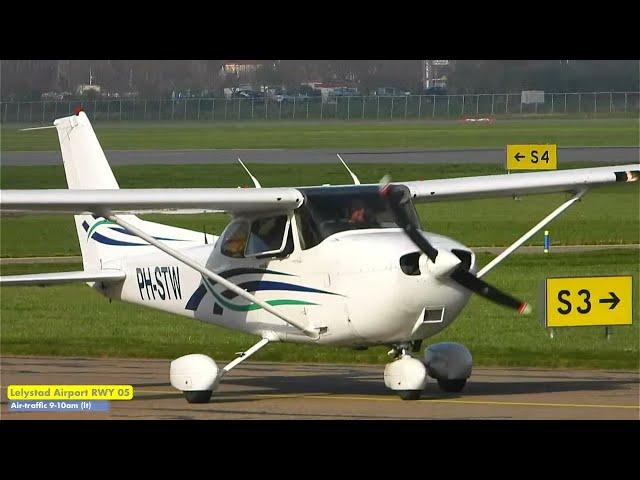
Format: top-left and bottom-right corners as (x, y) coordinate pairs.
(379, 177), (531, 315)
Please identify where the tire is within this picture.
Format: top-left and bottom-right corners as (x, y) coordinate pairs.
(184, 390), (212, 404)
(398, 390), (422, 401)
(437, 379), (467, 393)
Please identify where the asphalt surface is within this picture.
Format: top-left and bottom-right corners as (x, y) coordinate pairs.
(2, 147), (638, 166)
(1, 356), (638, 420)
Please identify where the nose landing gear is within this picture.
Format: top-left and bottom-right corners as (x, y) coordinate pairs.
(384, 344), (427, 401)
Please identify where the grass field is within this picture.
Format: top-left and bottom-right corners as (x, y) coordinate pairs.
(1, 162), (638, 257)
(2, 118), (638, 151)
(1, 250), (637, 369)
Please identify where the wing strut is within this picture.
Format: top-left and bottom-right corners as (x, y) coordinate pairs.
(106, 213), (320, 339)
(476, 189), (587, 278)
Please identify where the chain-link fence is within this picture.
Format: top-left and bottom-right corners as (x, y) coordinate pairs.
(2, 92), (639, 123)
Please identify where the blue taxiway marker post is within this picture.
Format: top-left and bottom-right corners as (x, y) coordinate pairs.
(544, 230), (550, 253)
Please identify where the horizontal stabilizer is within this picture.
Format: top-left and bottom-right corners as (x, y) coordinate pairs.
(0, 269), (125, 286)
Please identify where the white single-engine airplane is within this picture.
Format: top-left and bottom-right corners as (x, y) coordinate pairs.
(1, 111), (638, 402)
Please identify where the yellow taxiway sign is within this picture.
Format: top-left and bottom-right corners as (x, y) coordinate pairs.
(545, 275), (633, 327)
(507, 144), (557, 170)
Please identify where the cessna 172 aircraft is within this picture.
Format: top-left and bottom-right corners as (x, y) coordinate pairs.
(1, 110), (638, 402)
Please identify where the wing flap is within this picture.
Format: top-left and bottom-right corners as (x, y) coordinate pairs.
(0, 269), (125, 286)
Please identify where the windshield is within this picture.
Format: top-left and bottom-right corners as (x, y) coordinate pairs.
(296, 185), (421, 249)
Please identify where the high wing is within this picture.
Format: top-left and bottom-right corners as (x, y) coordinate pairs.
(402, 164), (639, 202)
(0, 269), (125, 286)
(0, 188), (303, 215)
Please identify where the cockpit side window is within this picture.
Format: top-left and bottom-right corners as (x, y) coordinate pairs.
(220, 220), (250, 258)
(245, 215), (290, 257)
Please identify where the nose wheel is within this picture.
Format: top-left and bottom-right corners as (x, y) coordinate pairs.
(384, 345), (427, 400)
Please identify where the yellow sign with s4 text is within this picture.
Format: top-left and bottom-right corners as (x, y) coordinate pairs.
(507, 144), (557, 170)
(545, 275), (633, 327)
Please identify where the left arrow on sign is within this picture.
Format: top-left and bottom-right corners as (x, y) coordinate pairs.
(514, 152), (525, 161)
(599, 292), (620, 310)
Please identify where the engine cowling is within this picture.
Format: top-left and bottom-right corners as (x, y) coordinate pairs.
(424, 342), (472, 381)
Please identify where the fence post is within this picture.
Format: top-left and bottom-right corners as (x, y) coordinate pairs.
(185, 98), (188, 121)
(418, 95), (422, 118)
(390, 97), (394, 120)
(447, 95), (450, 117)
(609, 92), (613, 113)
(519, 95), (523, 114)
(564, 93), (567, 113)
(42, 102), (46, 123)
(265, 98), (268, 119)
(307, 99), (310, 120)
(461, 95), (465, 115)
(212, 98), (215, 121)
(197, 99), (201, 120)
(159, 100), (162, 120)
(132, 99), (135, 121)
(624, 92), (627, 112)
(506, 94), (509, 113)
(224, 99), (227, 120)
(293, 96), (297, 120)
(335, 96), (338, 119)
(476, 94), (479, 115)
(347, 96), (350, 120)
(16, 102), (20, 122)
(238, 98), (241, 120)
(404, 95), (408, 119)
(491, 94), (495, 115)
(578, 93), (581, 113)
(144, 100), (147, 120)
(594, 92), (597, 114)
(320, 99), (323, 120)
(376, 96), (380, 119)
(432, 95), (436, 118)
(107, 100), (111, 120)
(31, 102), (34, 122)
(551, 93), (554, 113)
(119, 100), (122, 121)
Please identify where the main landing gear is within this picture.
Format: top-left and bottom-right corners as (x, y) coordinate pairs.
(170, 338), (270, 404)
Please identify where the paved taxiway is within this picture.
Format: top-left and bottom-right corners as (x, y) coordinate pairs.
(2, 147), (638, 166)
(1, 356), (638, 420)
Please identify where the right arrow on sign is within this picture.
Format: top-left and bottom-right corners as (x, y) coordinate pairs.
(514, 152), (525, 161)
(599, 292), (620, 310)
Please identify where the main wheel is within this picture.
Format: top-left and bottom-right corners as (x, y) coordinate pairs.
(437, 379), (467, 393)
(184, 390), (212, 404)
(398, 390), (422, 401)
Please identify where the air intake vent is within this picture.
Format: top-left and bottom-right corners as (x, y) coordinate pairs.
(399, 252), (421, 275)
(451, 249), (473, 271)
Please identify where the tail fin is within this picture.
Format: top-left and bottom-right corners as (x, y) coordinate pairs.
(54, 111), (119, 189)
(54, 111), (209, 271)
